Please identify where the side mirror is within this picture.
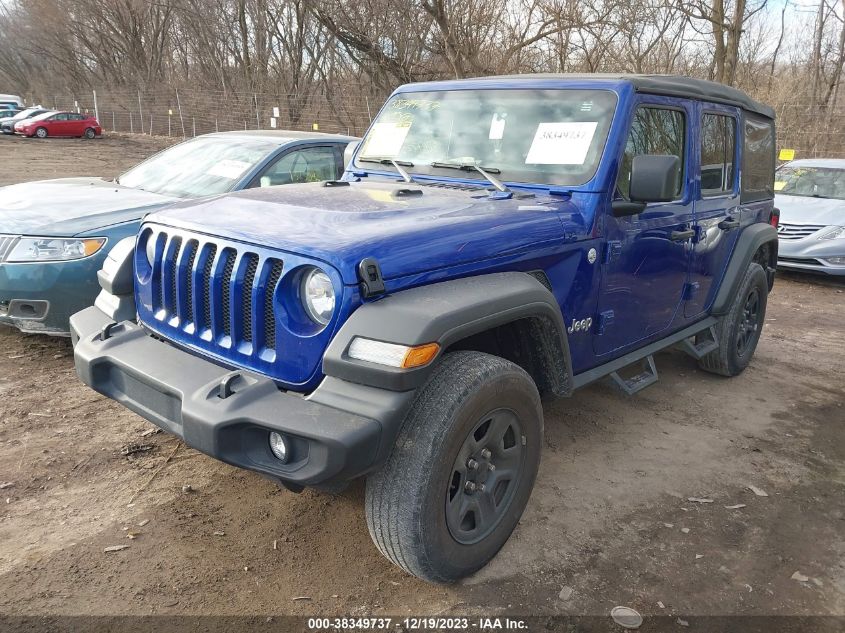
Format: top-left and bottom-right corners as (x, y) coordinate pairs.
(613, 154), (681, 218)
(630, 154), (681, 202)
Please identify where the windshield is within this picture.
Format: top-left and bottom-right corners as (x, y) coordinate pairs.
(118, 136), (279, 198)
(13, 108), (43, 121)
(356, 89), (617, 187)
(775, 165), (845, 200)
(29, 111), (57, 122)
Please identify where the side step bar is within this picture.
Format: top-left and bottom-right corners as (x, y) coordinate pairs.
(676, 325), (719, 360)
(609, 355), (658, 395)
(572, 317), (719, 393)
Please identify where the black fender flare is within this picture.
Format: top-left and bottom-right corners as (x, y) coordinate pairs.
(711, 223), (778, 315)
(93, 236), (136, 325)
(323, 272), (573, 393)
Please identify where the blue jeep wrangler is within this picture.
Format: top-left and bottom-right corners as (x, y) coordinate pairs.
(71, 74), (778, 583)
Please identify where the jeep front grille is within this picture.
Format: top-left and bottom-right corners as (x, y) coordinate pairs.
(777, 223), (826, 240)
(150, 232), (284, 353)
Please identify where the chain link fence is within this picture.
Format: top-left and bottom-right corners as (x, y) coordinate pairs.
(23, 84), (845, 160)
(32, 86), (379, 139)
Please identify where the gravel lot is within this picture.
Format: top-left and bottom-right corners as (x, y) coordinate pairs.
(0, 134), (843, 625)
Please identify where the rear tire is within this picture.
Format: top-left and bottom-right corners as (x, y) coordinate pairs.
(35, 127), (47, 139)
(699, 262), (768, 377)
(83, 127), (96, 139)
(365, 351), (543, 583)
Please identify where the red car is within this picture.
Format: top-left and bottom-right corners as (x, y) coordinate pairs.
(14, 111), (102, 139)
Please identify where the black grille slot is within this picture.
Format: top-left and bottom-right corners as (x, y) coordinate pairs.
(241, 254), (259, 343)
(201, 245), (217, 329)
(220, 249), (236, 337)
(156, 236), (165, 311)
(263, 259), (284, 349)
(167, 237), (183, 313)
(184, 241), (198, 321)
(529, 270), (552, 291)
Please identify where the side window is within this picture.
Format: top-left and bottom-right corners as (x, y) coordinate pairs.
(617, 106), (685, 200)
(700, 113), (736, 195)
(256, 146), (340, 187)
(741, 113), (776, 202)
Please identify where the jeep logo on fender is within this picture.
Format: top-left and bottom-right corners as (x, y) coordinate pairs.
(568, 317), (593, 334)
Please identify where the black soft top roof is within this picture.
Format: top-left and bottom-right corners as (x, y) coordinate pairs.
(484, 73), (775, 119)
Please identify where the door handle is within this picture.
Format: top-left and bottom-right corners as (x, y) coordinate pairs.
(670, 229), (695, 241)
(718, 217), (740, 230)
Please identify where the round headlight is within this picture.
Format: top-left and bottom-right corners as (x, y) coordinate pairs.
(144, 234), (156, 266)
(301, 267), (335, 326)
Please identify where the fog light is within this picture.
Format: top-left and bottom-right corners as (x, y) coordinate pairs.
(268, 431), (289, 463)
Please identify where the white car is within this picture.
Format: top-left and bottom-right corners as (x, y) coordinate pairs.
(775, 159), (845, 276)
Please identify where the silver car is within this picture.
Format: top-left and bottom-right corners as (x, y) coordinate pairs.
(775, 159), (845, 276)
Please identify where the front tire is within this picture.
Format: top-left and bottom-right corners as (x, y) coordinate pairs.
(699, 262), (768, 376)
(35, 127), (47, 139)
(365, 351), (543, 583)
(83, 127), (96, 139)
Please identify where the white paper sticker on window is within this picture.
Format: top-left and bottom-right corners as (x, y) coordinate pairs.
(489, 113), (506, 140)
(207, 159), (252, 180)
(360, 121), (412, 157)
(525, 122), (599, 165)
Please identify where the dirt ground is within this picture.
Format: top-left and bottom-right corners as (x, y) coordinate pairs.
(0, 134), (843, 627)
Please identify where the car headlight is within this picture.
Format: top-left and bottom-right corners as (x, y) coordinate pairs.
(5, 237), (106, 262)
(301, 267), (335, 325)
(144, 234), (156, 266)
(819, 226), (845, 240)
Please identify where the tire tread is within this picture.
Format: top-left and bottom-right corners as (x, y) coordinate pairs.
(365, 351), (541, 582)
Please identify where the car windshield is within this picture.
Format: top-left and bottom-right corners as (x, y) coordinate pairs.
(356, 89), (617, 187)
(13, 108), (42, 121)
(775, 165), (845, 200)
(118, 136), (279, 198)
(29, 111), (58, 122)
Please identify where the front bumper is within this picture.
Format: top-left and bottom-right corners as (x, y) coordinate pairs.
(71, 306), (413, 486)
(777, 237), (845, 276)
(777, 256), (845, 276)
(0, 254), (106, 335)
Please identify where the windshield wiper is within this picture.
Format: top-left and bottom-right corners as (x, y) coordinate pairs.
(430, 160), (509, 193)
(358, 157), (414, 167)
(358, 156), (415, 183)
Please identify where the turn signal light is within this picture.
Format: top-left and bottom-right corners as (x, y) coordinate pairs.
(401, 343), (440, 368)
(348, 338), (440, 369)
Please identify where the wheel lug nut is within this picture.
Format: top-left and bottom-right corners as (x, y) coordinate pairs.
(465, 481), (477, 493)
(488, 464), (496, 471)
(480, 448), (491, 459)
(477, 484), (486, 493)
(467, 459), (479, 470)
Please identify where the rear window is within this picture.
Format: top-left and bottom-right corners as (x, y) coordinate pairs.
(741, 113), (775, 202)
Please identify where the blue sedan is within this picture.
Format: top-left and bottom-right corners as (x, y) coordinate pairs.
(0, 130), (358, 335)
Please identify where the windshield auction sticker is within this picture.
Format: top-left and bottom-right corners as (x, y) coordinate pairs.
(525, 121), (598, 165)
(361, 121), (412, 157)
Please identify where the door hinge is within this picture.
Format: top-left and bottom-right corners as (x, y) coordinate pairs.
(682, 281), (700, 300)
(597, 310), (615, 335)
(604, 240), (622, 264)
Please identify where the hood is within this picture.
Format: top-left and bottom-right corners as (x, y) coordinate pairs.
(148, 180), (587, 284)
(0, 177), (178, 236)
(775, 194), (845, 226)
